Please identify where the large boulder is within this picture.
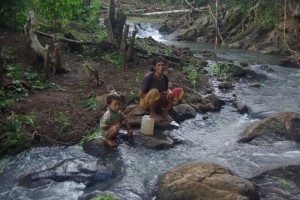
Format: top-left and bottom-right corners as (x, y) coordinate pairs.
(19, 159), (114, 188)
(156, 162), (259, 200)
(250, 165), (300, 200)
(239, 112), (300, 143)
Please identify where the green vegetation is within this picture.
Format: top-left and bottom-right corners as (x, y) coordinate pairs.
(0, 113), (35, 155)
(90, 194), (117, 200)
(56, 112), (71, 136)
(136, 40), (174, 56)
(78, 92), (99, 111)
(103, 51), (123, 69)
(183, 65), (199, 88)
(226, 0), (284, 28)
(79, 129), (101, 145)
(279, 179), (296, 190)
(211, 61), (241, 80)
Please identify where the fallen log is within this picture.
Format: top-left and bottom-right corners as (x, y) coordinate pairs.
(127, 9), (193, 17)
(34, 31), (117, 50)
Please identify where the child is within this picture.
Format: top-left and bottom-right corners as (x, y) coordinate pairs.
(99, 93), (133, 147)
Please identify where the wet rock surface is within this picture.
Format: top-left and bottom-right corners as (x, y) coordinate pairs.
(250, 165), (300, 200)
(156, 162), (259, 200)
(238, 112), (300, 144)
(19, 159), (115, 188)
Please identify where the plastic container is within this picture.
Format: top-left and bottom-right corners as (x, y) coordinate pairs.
(140, 115), (155, 136)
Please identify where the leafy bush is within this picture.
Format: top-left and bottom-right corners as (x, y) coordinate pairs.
(0, 0), (30, 28)
(1, 113), (35, 155)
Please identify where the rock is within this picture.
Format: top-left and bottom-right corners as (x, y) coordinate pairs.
(82, 138), (109, 157)
(172, 103), (197, 121)
(237, 104), (248, 114)
(228, 64), (246, 77)
(156, 162), (259, 200)
(193, 15), (211, 28)
(197, 102), (215, 112)
(120, 132), (176, 150)
(234, 101), (249, 114)
(250, 42), (280, 54)
(250, 165), (300, 200)
(124, 104), (148, 116)
(19, 159), (114, 188)
(208, 93), (225, 111)
(258, 64), (274, 72)
(83, 132), (182, 151)
(177, 27), (198, 41)
(95, 94), (109, 110)
(218, 81), (234, 90)
(238, 112), (300, 143)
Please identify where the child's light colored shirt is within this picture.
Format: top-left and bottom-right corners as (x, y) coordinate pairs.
(99, 108), (125, 137)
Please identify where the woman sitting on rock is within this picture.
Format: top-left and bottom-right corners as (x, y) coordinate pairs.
(139, 56), (184, 122)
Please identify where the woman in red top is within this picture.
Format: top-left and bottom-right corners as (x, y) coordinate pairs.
(139, 56), (184, 122)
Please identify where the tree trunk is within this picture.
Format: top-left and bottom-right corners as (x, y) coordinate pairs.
(122, 24), (129, 71)
(53, 43), (61, 74)
(24, 11), (46, 59)
(0, 46), (4, 87)
(115, 11), (127, 47)
(215, 0), (219, 49)
(126, 29), (137, 63)
(43, 45), (50, 80)
(104, 18), (116, 45)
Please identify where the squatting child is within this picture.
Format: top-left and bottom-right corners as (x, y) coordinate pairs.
(99, 93), (133, 147)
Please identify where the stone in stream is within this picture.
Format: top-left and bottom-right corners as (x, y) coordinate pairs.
(18, 159), (115, 188)
(124, 104), (197, 126)
(250, 165), (300, 200)
(82, 130), (183, 154)
(238, 112), (300, 144)
(156, 162), (260, 200)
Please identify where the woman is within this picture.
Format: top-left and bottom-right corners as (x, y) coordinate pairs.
(139, 56), (184, 122)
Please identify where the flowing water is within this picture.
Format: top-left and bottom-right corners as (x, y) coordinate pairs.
(1, 24), (300, 200)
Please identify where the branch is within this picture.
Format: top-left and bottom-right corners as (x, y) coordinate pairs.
(184, 0), (209, 12)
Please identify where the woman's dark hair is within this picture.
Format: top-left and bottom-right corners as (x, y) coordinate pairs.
(107, 93), (121, 105)
(150, 56), (167, 71)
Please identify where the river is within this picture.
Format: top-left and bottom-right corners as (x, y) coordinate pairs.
(1, 23), (300, 200)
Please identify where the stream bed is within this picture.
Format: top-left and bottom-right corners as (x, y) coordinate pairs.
(1, 26), (300, 200)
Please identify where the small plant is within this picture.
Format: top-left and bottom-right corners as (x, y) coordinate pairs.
(279, 179), (296, 189)
(164, 47), (173, 56)
(1, 113), (35, 155)
(103, 51), (123, 69)
(90, 194), (117, 200)
(135, 72), (143, 82)
(56, 112), (70, 136)
(211, 61), (241, 80)
(0, 99), (14, 112)
(79, 129), (100, 145)
(78, 93), (99, 111)
(183, 65), (199, 88)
